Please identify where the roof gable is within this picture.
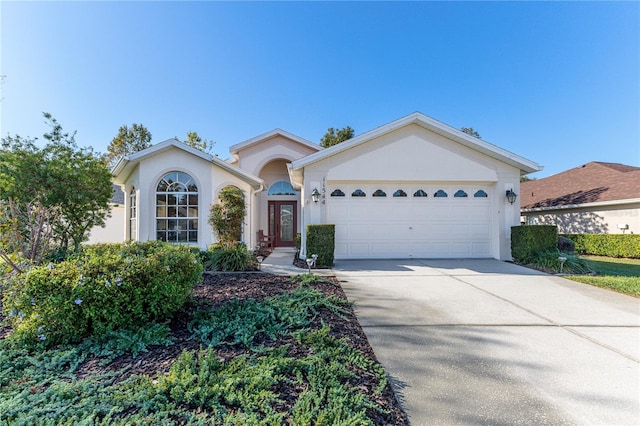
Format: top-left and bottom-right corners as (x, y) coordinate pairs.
(521, 162), (640, 209)
(111, 138), (263, 188)
(289, 112), (541, 174)
(229, 129), (321, 155)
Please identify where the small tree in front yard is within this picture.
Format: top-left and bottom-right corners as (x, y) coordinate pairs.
(208, 187), (245, 247)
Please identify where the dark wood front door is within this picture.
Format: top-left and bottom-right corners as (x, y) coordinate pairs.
(268, 201), (297, 247)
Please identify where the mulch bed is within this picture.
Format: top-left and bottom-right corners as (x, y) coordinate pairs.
(72, 273), (408, 424)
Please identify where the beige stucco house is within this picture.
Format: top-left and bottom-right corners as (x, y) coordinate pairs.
(105, 112), (541, 261)
(521, 162), (640, 234)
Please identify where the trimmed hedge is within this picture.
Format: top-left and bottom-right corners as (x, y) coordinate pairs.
(306, 224), (335, 268)
(511, 225), (558, 263)
(2, 241), (203, 348)
(562, 234), (640, 259)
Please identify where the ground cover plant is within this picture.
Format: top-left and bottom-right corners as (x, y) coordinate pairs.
(566, 256), (640, 297)
(0, 272), (407, 425)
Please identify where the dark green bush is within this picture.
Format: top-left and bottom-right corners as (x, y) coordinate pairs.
(306, 224), (335, 268)
(204, 243), (257, 271)
(558, 236), (576, 253)
(511, 225), (558, 263)
(2, 241), (203, 348)
(562, 234), (640, 258)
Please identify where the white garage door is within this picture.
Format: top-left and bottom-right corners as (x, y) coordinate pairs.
(327, 184), (493, 259)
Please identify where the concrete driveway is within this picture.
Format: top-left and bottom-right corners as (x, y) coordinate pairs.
(334, 259), (640, 425)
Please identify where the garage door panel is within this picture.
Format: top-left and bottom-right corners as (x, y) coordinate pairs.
(327, 184), (493, 259)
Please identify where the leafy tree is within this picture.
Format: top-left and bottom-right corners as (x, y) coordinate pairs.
(104, 123), (152, 167)
(520, 176), (537, 182)
(461, 127), (481, 138)
(0, 113), (113, 270)
(177, 131), (215, 154)
(320, 126), (354, 148)
(208, 187), (245, 247)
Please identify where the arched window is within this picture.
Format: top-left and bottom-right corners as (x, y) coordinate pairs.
(474, 190), (488, 198)
(331, 189), (345, 197)
(393, 189), (407, 197)
(129, 187), (137, 241)
(351, 189), (366, 197)
(156, 172), (198, 243)
(454, 190), (468, 198)
(434, 189), (448, 198)
(413, 189), (428, 197)
(268, 181), (297, 195)
(372, 189), (387, 197)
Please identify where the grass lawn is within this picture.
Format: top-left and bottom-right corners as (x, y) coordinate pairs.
(566, 256), (640, 297)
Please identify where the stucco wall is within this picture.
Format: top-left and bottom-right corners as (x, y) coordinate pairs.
(122, 147), (257, 250)
(299, 124), (522, 260)
(236, 135), (319, 176)
(87, 204), (126, 244)
(522, 202), (640, 234)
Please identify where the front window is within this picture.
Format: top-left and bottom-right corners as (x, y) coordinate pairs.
(156, 172), (198, 243)
(129, 187), (137, 240)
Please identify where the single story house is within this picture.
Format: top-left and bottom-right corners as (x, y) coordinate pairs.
(520, 162), (640, 234)
(106, 112), (540, 260)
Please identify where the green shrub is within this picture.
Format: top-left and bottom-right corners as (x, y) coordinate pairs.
(306, 224), (335, 268)
(557, 236), (576, 253)
(562, 234), (640, 258)
(511, 225), (558, 263)
(530, 250), (592, 274)
(189, 285), (349, 348)
(2, 241), (202, 348)
(203, 243), (257, 271)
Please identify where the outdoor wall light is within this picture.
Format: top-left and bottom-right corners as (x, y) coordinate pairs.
(311, 188), (320, 203)
(506, 189), (518, 205)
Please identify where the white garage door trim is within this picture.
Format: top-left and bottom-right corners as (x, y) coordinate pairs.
(327, 183), (493, 259)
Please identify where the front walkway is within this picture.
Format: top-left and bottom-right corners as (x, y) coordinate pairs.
(334, 259), (640, 425)
(260, 248), (333, 276)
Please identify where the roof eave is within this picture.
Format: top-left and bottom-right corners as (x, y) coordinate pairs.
(521, 197), (640, 212)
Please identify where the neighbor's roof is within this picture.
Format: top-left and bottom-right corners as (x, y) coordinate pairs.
(111, 139), (263, 188)
(521, 162), (640, 210)
(289, 112), (541, 174)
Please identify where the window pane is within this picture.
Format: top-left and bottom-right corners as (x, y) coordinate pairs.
(157, 172), (198, 244)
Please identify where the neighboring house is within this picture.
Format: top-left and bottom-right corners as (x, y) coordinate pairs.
(87, 185), (126, 243)
(105, 112), (540, 260)
(520, 162), (640, 234)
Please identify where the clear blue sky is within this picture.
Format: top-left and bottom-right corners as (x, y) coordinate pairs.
(1, 1), (638, 178)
